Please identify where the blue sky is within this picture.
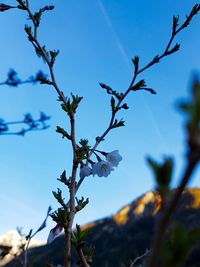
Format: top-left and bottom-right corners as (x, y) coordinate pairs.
(0, 0), (200, 241)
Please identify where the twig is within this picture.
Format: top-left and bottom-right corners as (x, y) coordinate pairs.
(130, 249), (150, 267)
(18, 4), (87, 266)
(14, 3), (200, 267)
(74, 4), (200, 196)
(0, 115), (50, 136)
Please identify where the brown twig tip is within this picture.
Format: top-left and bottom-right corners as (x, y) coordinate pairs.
(0, 3), (16, 12)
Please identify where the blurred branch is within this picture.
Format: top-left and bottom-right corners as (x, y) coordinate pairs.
(147, 77), (200, 267)
(0, 112), (50, 136)
(0, 69), (50, 136)
(0, 69), (47, 87)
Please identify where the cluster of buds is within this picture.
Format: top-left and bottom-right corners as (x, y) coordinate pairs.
(79, 150), (122, 178)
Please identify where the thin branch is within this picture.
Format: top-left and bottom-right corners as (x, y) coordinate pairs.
(19, 4), (86, 266)
(130, 249), (150, 267)
(0, 69), (46, 88)
(13, 3), (200, 267)
(77, 248), (90, 267)
(75, 4), (200, 196)
(0, 114), (50, 136)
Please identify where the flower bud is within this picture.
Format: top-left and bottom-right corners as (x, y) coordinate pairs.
(47, 223), (63, 244)
(80, 165), (92, 179)
(0, 4), (13, 12)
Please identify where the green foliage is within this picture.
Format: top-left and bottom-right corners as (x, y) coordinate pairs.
(16, 0), (26, 10)
(172, 16), (179, 33)
(131, 79), (146, 91)
(61, 94), (83, 116)
(75, 197), (89, 212)
(57, 170), (69, 186)
(24, 25), (34, 42)
(33, 6), (54, 27)
(181, 4), (200, 30)
(159, 224), (200, 267)
(50, 50), (59, 65)
(76, 139), (90, 162)
(147, 157), (174, 194)
(179, 77), (200, 151)
(130, 79), (156, 94)
(5, 189), (200, 267)
(132, 56), (139, 74)
(85, 245), (95, 264)
(72, 224), (90, 247)
(34, 45), (50, 64)
(3, 2), (200, 267)
(111, 119), (125, 129)
(165, 43), (180, 55)
(52, 189), (66, 209)
(150, 55), (160, 65)
(50, 208), (68, 225)
(56, 126), (70, 140)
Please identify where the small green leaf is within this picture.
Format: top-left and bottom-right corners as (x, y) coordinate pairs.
(37, 76), (52, 85)
(172, 15), (179, 33)
(34, 10), (42, 27)
(111, 119), (125, 129)
(76, 197), (89, 212)
(178, 77), (200, 150)
(166, 43), (180, 55)
(73, 224), (90, 246)
(132, 56), (139, 73)
(86, 245), (95, 263)
(52, 189), (66, 208)
(131, 79), (146, 91)
(50, 208), (68, 224)
(147, 156), (173, 194)
(57, 170), (68, 186)
(50, 50), (60, 65)
(76, 140), (90, 162)
(56, 126), (70, 139)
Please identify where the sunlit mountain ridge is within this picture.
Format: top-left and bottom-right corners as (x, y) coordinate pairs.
(2, 187), (200, 267)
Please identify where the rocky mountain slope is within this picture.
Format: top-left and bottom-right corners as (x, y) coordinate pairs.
(0, 230), (44, 266)
(3, 188), (200, 267)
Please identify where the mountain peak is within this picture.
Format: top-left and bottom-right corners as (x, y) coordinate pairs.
(0, 230), (44, 266)
(2, 188), (200, 267)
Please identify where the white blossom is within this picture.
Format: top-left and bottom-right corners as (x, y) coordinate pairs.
(47, 223), (63, 244)
(106, 150), (122, 167)
(92, 161), (114, 177)
(79, 165), (92, 179)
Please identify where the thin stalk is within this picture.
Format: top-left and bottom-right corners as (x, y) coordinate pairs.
(64, 114), (79, 267)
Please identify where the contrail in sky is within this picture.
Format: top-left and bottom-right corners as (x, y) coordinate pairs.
(97, 0), (169, 153)
(97, 0), (132, 72)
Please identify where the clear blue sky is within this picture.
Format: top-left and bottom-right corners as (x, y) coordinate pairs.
(0, 0), (200, 241)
